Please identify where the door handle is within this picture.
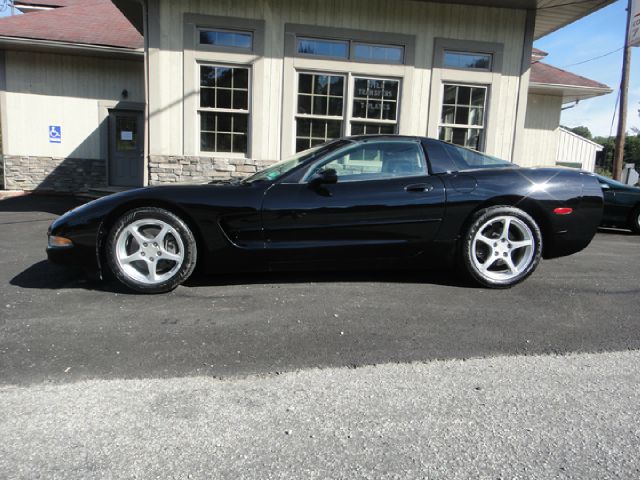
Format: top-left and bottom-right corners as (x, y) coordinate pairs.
(405, 183), (433, 193)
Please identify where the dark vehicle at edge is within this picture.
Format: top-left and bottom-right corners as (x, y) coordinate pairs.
(47, 136), (604, 293)
(594, 174), (640, 233)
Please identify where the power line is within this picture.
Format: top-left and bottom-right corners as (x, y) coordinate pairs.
(536, 0), (610, 11)
(562, 47), (624, 67)
(609, 88), (621, 138)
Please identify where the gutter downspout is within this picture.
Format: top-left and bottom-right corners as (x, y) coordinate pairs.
(510, 9), (536, 164)
(134, 0), (150, 187)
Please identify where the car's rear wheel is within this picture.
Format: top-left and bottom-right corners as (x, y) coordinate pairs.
(630, 207), (640, 234)
(461, 206), (542, 288)
(106, 207), (197, 293)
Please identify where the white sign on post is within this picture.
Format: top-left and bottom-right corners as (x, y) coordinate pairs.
(630, 0), (640, 47)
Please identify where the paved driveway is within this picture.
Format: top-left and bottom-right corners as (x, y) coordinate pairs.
(1, 194), (639, 478)
(1, 194), (639, 385)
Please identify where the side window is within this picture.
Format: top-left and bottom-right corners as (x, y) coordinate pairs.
(310, 141), (426, 182)
(425, 139), (510, 173)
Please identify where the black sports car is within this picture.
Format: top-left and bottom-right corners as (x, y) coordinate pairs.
(47, 136), (603, 293)
(594, 174), (640, 233)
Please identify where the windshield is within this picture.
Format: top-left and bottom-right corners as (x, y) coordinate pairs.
(242, 139), (351, 184)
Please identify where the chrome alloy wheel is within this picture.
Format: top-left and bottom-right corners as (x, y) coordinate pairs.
(471, 215), (535, 282)
(115, 218), (185, 285)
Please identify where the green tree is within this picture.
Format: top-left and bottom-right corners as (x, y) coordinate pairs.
(568, 126), (593, 140)
(593, 133), (640, 178)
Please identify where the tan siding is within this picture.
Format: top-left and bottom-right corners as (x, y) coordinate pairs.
(3, 51), (144, 159)
(151, 0), (527, 161)
(520, 93), (563, 167)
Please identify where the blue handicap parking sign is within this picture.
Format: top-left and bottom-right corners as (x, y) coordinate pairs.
(49, 125), (62, 143)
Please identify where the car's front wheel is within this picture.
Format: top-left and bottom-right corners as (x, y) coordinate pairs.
(106, 207), (197, 293)
(461, 206), (542, 288)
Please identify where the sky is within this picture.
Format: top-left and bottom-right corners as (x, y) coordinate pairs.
(0, 0), (638, 137)
(535, 0), (639, 137)
(0, 1), (16, 17)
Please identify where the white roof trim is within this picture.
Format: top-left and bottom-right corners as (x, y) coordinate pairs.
(0, 36), (143, 57)
(529, 82), (612, 103)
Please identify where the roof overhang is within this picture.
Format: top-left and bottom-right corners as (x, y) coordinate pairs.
(529, 82), (613, 104)
(0, 36), (144, 59)
(112, 0), (616, 40)
(431, 0), (616, 39)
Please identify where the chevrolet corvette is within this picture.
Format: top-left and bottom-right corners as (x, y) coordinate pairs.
(47, 136), (603, 293)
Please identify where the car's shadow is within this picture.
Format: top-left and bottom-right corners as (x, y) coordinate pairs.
(184, 268), (472, 289)
(9, 261), (111, 291)
(11, 260), (474, 292)
(597, 227), (637, 236)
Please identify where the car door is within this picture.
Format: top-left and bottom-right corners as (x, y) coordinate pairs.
(261, 139), (446, 263)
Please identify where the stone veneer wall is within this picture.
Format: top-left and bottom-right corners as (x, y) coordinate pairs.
(2, 156), (107, 192)
(149, 156), (274, 184)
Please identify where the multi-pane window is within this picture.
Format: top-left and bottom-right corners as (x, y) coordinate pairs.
(297, 37), (405, 65)
(351, 78), (399, 134)
(199, 29), (253, 50)
(295, 73), (400, 152)
(443, 51), (492, 71)
(439, 84), (487, 151)
(199, 65), (250, 154)
(296, 73), (345, 152)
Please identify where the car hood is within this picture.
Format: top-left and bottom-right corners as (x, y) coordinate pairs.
(50, 182), (268, 236)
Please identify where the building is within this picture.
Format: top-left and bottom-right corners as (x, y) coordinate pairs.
(1, 0), (614, 192)
(522, 47), (611, 170)
(0, 0), (144, 191)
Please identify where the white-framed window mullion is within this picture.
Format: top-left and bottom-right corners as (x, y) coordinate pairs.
(438, 82), (488, 151)
(197, 62), (251, 156)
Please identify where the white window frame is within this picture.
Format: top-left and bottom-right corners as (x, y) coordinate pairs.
(350, 76), (401, 134)
(294, 70), (402, 152)
(294, 71), (347, 151)
(282, 24), (415, 157)
(183, 14), (265, 159)
(197, 62), (251, 156)
(438, 83), (488, 151)
(428, 38), (504, 155)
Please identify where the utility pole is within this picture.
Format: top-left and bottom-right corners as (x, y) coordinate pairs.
(613, 0), (633, 181)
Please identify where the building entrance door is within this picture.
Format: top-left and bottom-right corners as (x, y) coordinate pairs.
(109, 110), (144, 187)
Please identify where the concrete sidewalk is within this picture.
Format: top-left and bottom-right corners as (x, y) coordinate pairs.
(2, 350), (639, 479)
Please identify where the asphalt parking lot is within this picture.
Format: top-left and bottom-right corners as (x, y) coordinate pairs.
(1, 194), (640, 478)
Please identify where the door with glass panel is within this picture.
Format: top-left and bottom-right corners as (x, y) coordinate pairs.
(108, 110), (144, 187)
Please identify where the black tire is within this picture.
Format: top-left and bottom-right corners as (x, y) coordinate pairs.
(105, 207), (197, 293)
(629, 207), (640, 234)
(461, 206), (543, 288)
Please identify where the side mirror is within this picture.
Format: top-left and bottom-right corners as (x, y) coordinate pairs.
(309, 168), (338, 189)
(600, 183), (610, 190)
